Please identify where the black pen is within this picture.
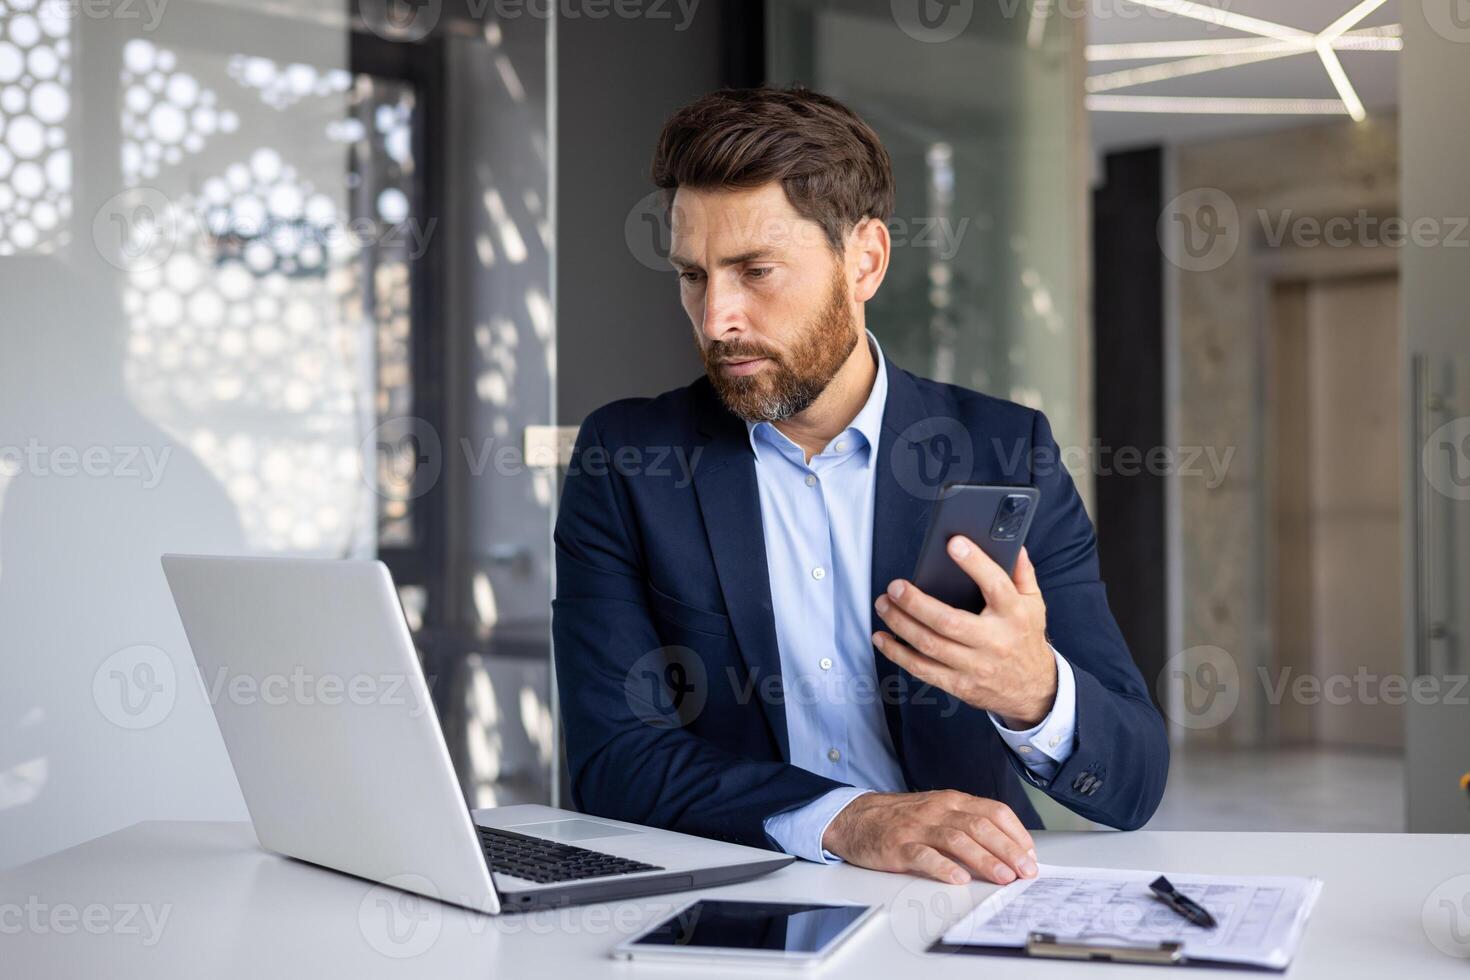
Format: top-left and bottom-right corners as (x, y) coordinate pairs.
(1149, 876), (1218, 929)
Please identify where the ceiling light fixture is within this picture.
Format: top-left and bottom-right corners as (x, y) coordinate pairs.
(1314, 0), (1391, 120)
(1087, 42), (1310, 93)
(1086, 25), (1400, 62)
(1086, 95), (1349, 115)
(1316, 45), (1366, 120)
(1088, 2), (1396, 118)
(1318, 0), (1392, 42)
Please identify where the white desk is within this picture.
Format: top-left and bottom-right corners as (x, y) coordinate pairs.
(3, 821), (1467, 977)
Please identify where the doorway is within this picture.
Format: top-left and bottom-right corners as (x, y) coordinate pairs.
(1269, 272), (1405, 751)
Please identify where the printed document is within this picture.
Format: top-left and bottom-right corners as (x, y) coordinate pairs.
(941, 864), (1323, 969)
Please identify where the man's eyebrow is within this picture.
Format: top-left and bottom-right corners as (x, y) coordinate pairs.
(668, 249), (781, 271)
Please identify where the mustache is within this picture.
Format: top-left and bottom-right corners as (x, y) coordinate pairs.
(704, 342), (782, 365)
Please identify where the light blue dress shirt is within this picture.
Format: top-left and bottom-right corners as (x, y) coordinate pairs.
(753, 333), (1078, 863)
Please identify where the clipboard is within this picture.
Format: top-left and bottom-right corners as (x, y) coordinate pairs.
(927, 931), (1285, 971)
(922, 864), (1322, 971)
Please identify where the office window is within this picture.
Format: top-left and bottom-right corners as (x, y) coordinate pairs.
(0, 0), (72, 256)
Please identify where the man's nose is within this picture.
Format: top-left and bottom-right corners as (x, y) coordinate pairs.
(701, 277), (745, 342)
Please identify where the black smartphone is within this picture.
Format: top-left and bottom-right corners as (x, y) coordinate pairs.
(909, 483), (1040, 613)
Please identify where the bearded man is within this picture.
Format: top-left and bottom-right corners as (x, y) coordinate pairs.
(552, 87), (1168, 885)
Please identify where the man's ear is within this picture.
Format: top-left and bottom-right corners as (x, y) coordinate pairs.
(849, 216), (891, 303)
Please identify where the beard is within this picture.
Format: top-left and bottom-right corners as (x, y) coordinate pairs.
(701, 268), (859, 423)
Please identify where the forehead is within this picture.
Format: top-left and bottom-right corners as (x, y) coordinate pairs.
(668, 183), (826, 254)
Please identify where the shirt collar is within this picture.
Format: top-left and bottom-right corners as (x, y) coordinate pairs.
(745, 330), (888, 463)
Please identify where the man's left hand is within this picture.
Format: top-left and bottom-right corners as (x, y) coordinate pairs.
(873, 539), (1056, 728)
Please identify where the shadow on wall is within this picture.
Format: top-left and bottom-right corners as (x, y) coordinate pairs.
(0, 256), (249, 869)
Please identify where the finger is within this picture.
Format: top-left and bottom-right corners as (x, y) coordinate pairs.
(900, 841), (971, 885)
(882, 580), (979, 644)
(927, 825), (1017, 885)
(955, 797), (1035, 855)
(875, 593), (970, 666)
(947, 536), (1019, 612)
(964, 817), (1037, 879)
(871, 631), (961, 691)
(1013, 546), (1041, 596)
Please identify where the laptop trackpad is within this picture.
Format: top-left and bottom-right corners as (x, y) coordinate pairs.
(503, 818), (644, 842)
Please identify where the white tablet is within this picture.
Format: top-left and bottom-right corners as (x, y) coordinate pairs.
(611, 898), (880, 968)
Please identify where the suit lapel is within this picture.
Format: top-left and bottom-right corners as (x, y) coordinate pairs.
(690, 381), (790, 761)
(688, 363), (970, 773)
(870, 361), (964, 782)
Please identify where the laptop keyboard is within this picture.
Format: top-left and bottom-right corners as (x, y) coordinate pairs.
(477, 826), (664, 884)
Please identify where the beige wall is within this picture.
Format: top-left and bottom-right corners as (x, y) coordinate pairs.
(1171, 116), (1399, 747)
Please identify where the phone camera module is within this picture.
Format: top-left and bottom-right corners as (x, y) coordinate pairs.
(989, 494), (1031, 541)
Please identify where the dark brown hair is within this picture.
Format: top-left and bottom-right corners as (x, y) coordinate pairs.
(650, 86), (895, 254)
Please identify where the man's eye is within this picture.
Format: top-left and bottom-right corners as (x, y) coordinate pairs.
(678, 271), (703, 283)
(746, 267), (772, 280)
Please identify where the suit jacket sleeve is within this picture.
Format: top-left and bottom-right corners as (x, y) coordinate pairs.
(1015, 409), (1170, 830)
(552, 412), (846, 849)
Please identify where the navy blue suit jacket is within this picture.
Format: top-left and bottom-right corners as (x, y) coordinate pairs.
(552, 358), (1168, 850)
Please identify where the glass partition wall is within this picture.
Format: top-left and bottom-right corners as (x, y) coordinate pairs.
(766, 0), (1093, 486)
(0, 0), (362, 866)
(1, 0), (558, 866)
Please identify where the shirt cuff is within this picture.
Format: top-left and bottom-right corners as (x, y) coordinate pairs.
(762, 787), (873, 864)
(987, 645), (1078, 781)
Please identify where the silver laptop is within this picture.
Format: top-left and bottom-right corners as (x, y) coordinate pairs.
(161, 554), (793, 914)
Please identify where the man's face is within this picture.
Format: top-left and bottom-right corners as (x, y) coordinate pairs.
(667, 183), (859, 422)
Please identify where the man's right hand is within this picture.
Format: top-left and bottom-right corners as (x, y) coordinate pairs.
(821, 790), (1038, 885)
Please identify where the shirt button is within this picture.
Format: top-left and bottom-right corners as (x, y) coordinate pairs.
(1049, 736), (1060, 748)
(812, 567), (826, 581)
(1018, 745), (1033, 754)
(819, 657), (833, 671)
(834, 440), (848, 453)
(805, 474), (817, 487)
(827, 748), (841, 763)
